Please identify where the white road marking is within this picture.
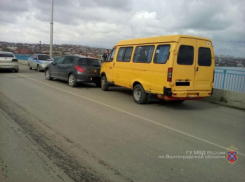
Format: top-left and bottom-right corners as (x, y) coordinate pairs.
(17, 73), (245, 157)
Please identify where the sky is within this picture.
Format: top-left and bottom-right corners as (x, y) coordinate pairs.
(0, 0), (245, 57)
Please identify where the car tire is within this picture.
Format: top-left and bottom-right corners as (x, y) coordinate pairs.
(45, 69), (53, 80)
(28, 64), (32, 70)
(133, 84), (148, 104)
(101, 76), (109, 91)
(37, 65), (41, 72)
(68, 74), (77, 87)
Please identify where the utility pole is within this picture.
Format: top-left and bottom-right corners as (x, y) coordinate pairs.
(50, 0), (53, 57)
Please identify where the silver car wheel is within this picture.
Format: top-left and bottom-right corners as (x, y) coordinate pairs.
(69, 74), (75, 86)
(45, 70), (50, 79)
(37, 65), (41, 72)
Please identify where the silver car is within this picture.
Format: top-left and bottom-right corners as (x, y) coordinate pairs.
(28, 53), (53, 72)
(0, 51), (19, 72)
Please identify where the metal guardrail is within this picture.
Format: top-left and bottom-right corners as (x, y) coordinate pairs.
(15, 54), (31, 60)
(214, 68), (245, 93)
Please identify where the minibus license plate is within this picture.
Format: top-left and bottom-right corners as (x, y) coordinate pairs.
(187, 94), (198, 98)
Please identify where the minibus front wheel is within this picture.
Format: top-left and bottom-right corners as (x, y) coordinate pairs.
(101, 76), (109, 91)
(133, 84), (148, 104)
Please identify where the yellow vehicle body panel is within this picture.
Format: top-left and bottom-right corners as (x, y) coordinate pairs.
(100, 35), (214, 100)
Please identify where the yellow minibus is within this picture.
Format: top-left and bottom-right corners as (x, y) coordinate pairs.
(100, 35), (215, 104)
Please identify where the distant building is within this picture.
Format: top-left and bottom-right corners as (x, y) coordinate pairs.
(7, 47), (17, 51)
(19, 49), (29, 54)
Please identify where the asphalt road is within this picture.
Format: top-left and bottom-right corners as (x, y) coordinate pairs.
(0, 64), (245, 182)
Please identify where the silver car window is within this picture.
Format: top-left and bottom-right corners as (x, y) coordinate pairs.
(63, 56), (75, 64)
(0, 53), (14, 57)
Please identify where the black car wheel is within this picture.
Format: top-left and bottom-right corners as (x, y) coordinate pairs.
(68, 74), (77, 87)
(133, 84), (148, 104)
(37, 65), (41, 72)
(101, 76), (109, 91)
(45, 69), (53, 80)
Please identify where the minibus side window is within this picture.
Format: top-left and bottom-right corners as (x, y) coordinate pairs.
(124, 47), (133, 62)
(133, 46), (155, 63)
(117, 48), (126, 61)
(154, 45), (170, 64)
(116, 47), (133, 62)
(198, 47), (211, 66)
(177, 45), (194, 65)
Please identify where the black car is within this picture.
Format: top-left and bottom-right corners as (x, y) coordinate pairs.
(44, 55), (101, 87)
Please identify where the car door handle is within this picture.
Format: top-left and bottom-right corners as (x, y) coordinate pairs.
(109, 67), (112, 69)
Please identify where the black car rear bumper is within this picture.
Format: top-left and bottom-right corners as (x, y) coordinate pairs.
(75, 74), (100, 83)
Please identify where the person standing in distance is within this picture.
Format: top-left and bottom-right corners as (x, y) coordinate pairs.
(102, 50), (109, 61)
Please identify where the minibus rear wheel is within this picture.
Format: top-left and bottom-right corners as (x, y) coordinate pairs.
(101, 76), (109, 91)
(133, 84), (148, 104)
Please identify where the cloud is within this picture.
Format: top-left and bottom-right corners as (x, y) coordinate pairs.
(0, 0), (30, 12)
(0, 0), (245, 57)
(0, 0), (30, 24)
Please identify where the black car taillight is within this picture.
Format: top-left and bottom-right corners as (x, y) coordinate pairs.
(75, 65), (86, 73)
(12, 59), (18, 62)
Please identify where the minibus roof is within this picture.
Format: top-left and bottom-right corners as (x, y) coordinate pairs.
(116, 35), (212, 46)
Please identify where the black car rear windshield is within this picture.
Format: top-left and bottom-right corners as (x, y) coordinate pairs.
(38, 55), (51, 60)
(77, 58), (101, 66)
(0, 53), (14, 57)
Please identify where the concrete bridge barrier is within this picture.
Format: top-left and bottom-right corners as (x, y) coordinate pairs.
(204, 88), (245, 110)
(18, 60), (28, 65)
